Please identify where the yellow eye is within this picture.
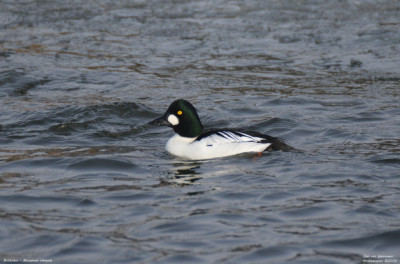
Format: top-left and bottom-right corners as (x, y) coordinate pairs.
(177, 110), (183, 115)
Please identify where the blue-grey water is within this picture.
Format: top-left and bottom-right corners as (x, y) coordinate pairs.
(1, 1), (400, 263)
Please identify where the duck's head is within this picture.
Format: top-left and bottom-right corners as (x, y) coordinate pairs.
(149, 99), (204, 138)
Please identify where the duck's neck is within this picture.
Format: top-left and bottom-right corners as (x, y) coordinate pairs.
(174, 120), (203, 138)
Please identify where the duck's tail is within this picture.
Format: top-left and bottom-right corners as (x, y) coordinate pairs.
(266, 135), (300, 152)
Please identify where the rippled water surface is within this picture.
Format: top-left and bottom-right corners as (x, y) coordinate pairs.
(1, 0), (400, 263)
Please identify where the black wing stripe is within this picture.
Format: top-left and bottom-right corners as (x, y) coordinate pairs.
(236, 131), (261, 141)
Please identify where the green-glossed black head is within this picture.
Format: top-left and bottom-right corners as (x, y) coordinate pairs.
(149, 99), (204, 138)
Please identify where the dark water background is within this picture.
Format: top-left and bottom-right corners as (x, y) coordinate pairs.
(1, 1), (400, 263)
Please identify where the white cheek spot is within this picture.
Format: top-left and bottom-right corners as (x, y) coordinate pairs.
(167, 114), (179, 126)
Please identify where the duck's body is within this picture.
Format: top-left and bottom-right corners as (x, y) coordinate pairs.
(150, 99), (293, 160)
(165, 130), (272, 160)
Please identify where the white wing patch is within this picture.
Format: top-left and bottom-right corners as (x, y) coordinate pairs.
(219, 131), (264, 142)
(203, 131), (266, 146)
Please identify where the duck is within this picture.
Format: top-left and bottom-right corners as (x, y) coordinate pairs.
(149, 99), (294, 160)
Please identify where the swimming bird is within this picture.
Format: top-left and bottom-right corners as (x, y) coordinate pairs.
(150, 99), (293, 160)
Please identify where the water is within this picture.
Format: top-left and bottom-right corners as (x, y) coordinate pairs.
(1, 0), (400, 263)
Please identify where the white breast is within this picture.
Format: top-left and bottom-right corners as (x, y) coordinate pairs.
(165, 133), (271, 160)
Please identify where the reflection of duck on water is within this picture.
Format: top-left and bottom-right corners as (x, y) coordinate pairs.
(170, 161), (202, 185)
(153, 161), (202, 186)
(150, 99), (294, 160)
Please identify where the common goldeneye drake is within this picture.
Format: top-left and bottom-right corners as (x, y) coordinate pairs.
(150, 99), (293, 160)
